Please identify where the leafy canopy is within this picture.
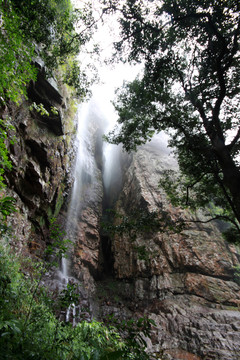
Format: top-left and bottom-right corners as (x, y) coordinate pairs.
(103, 0), (240, 231)
(0, 0), (95, 104)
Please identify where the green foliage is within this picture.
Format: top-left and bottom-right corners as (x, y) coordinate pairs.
(0, 0), (96, 104)
(104, 0), (240, 228)
(0, 214), (151, 359)
(63, 59), (92, 100)
(0, 118), (15, 188)
(0, 242), (151, 359)
(133, 245), (149, 262)
(0, 2), (37, 104)
(57, 282), (80, 309)
(222, 226), (240, 245)
(105, 315), (156, 360)
(29, 102), (59, 117)
(0, 196), (16, 219)
(102, 208), (185, 241)
(0, 196), (16, 234)
(159, 168), (240, 234)
(0, 117), (17, 234)
(44, 217), (72, 264)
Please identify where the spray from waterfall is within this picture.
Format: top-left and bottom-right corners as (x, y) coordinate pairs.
(102, 125), (124, 208)
(56, 67), (141, 321)
(58, 101), (96, 323)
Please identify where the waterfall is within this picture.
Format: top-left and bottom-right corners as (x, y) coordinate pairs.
(66, 102), (95, 234)
(54, 68), (139, 321)
(57, 101), (97, 323)
(63, 102), (93, 270)
(102, 125), (124, 208)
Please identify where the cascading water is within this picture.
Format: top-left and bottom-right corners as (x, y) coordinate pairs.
(102, 124), (124, 209)
(66, 103), (95, 232)
(57, 101), (97, 324)
(50, 66), (140, 322)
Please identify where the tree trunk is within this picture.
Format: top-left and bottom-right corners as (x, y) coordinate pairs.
(214, 138), (240, 224)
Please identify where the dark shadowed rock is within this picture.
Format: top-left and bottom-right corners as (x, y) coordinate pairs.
(102, 136), (240, 360)
(27, 62), (64, 135)
(3, 71), (76, 255)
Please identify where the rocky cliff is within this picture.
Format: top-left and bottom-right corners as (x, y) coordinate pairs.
(98, 138), (240, 360)
(63, 124), (240, 359)
(2, 82), (240, 359)
(2, 65), (76, 256)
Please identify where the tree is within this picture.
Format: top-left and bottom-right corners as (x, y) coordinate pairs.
(103, 0), (240, 232)
(0, 0), (95, 104)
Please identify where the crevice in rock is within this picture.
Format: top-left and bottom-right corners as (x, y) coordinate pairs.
(25, 138), (50, 170)
(100, 234), (114, 276)
(94, 128), (104, 172)
(179, 266), (234, 281)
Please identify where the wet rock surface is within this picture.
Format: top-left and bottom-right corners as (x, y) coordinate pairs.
(27, 62), (65, 135)
(3, 74), (76, 254)
(94, 137), (240, 360)
(2, 86), (240, 359)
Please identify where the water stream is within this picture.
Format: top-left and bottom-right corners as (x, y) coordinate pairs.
(42, 74), (133, 324)
(57, 101), (98, 324)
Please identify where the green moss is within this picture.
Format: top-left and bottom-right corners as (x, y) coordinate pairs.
(233, 265), (240, 285)
(53, 187), (65, 217)
(47, 207), (53, 219)
(38, 216), (46, 228)
(134, 245), (150, 263)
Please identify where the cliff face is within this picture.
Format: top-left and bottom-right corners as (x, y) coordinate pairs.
(96, 137), (240, 360)
(2, 67), (76, 255)
(2, 82), (240, 359)
(66, 126), (240, 359)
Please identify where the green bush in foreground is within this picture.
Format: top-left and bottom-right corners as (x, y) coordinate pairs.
(0, 243), (151, 360)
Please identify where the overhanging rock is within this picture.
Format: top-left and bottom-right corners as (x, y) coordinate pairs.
(27, 62), (64, 136)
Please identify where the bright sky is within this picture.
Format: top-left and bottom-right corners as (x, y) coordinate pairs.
(74, 0), (142, 100)
(72, 0), (143, 131)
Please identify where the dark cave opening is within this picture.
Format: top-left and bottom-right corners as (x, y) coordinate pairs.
(100, 233), (114, 276)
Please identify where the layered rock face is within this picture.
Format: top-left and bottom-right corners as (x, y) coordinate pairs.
(2, 69), (76, 255)
(2, 78), (240, 359)
(60, 125), (240, 359)
(101, 136), (240, 360)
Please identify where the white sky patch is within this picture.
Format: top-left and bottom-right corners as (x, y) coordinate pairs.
(72, 0), (143, 129)
(73, 0), (142, 97)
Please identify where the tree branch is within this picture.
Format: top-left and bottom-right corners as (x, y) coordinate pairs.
(185, 173), (207, 206)
(173, 12), (227, 48)
(228, 126), (240, 151)
(184, 215), (240, 232)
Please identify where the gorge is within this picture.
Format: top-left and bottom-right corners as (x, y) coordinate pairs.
(2, 67), (240, 360)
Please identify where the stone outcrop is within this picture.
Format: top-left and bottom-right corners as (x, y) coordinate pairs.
(94, 136), (240, 360)
(27, 62), (65, 135)
(2, 69), (76, 255)
(2, 80), (240, 359)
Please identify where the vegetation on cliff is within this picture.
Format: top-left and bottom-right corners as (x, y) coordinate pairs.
(0, 243), (144, 359)
(1, 0), (239, 358)
(0, 0), (96, 235)
(103, 0), (240, 238)
(0, 0), (95, 104)
(0, 221), (152, 360)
